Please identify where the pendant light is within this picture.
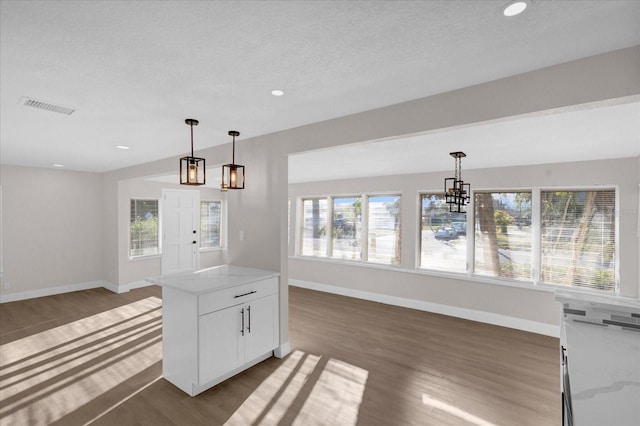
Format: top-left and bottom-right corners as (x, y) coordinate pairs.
(180, 118), (206, 185)
(444, 151), (470, 213)
(221, 130), (245, 190)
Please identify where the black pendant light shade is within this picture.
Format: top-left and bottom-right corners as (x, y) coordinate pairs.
(180, 118), (206, 185)
(444, 151), (470, 213)
(221, 130), (245, 190)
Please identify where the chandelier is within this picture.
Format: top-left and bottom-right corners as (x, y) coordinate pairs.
(221, 130), (245, 190)
(444, 151), (470, 213)
(179, 118), (206, 185)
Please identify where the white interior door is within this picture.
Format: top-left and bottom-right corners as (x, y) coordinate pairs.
(162, 189), (199, 275)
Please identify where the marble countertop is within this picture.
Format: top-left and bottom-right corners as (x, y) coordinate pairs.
(146, 264), (279, 294)
(565, 319), (640, 425)
(557, 291), (640, 426)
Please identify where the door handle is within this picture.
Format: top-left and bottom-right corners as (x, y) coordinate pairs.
(240, 308), (244, 336)
(192, 240), (197, 244)
(247, 306), (251, 333)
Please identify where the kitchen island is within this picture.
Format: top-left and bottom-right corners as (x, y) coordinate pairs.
(147, 265), (281, 396)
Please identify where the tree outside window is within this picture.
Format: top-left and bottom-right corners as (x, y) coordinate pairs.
(540, 190), (615, 291)
(474, 192), (532, 280)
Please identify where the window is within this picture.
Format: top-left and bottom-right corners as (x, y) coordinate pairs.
(540, 189), (615, 291)
(130, 199), (159, 257)
(298, 194), (402, 265)
(420, 194), (466, 273)
(331, 196), (362, 261)
(300, 198), (328, 257)
(200, 201), (222, 249)
(474, 192), (532, 281)
(368, 195), (401, 265)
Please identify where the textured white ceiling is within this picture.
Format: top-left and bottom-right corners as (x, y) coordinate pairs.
(1, 0), (639, 174)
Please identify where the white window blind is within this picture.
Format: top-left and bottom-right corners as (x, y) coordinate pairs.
(474, 192), (532, 281)
(367, 195), (401, 265)
(200, 201), (222, 249)
(420, 194), (467, 273)
(540, 189), (616, 291)
(130, 199), (159, 257)
(301, 198), (328, 257)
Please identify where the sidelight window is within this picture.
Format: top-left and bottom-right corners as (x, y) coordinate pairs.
(130, 199), (159, 257)
(200, 201), (222, 249)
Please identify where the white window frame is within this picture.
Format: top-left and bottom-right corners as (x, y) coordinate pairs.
(535, 185), (619, 293)
(297, 192), (402, 266)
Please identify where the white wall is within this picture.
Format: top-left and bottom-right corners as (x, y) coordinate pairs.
(288, 158), (639, 334)
(0, 165), (104, 298)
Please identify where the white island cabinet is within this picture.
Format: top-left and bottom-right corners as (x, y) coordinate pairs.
(147, 265), (280, 396)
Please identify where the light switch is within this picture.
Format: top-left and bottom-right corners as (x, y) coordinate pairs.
(239, 230), (244, 241)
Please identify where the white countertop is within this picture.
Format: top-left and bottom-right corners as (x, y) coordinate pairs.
(556, 289), (640, 313)
(146, 264), (279, 294)
(557, 291), (640, 426)
(565, 320), (640, 426)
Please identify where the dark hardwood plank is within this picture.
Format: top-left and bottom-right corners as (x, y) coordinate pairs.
(0, 285), (560, 425)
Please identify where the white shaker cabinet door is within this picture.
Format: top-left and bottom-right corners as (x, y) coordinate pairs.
(244, 295), (278, 363)
(198, 306), (242, 385)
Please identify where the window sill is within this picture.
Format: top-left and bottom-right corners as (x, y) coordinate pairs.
(289, 255), (619, 296)
(128, 254), (161, 262)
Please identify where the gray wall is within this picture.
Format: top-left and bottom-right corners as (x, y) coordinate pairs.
(0, 165), (104, 293)
(288, 158), (639, 332)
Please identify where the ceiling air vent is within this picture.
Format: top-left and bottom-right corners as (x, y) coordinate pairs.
(19, 97), (75, 115)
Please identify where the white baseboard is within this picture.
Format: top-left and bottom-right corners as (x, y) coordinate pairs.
(108, 280), (155, 294)
(0, 280), (108, 304)
(290, 279), (560, 338)
(0, 280), (156, 303)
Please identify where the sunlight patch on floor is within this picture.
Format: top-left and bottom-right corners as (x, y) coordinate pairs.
(0, 297), (163, 425)
(292, 357), (369, 426)
(225, 350), (369, 426)
(422, 393), (498, 426)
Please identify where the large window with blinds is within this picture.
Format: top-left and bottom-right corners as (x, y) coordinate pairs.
(130, 199), (159, 257)
(331, 196), (362, 261)
(300, 198), (328, 257)
(474, 192), (532, 281)
(367, 195), (401, 265)
(299, 194), (401, 265)
(540, 189), (616, 291)
(200, 201), (222, 249)
(419, 194), (467, 273)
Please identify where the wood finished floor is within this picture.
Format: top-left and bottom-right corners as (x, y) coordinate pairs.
(0, 285), (560, 425)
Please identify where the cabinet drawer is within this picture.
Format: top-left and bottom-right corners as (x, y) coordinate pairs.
(198, 277), (278, 315)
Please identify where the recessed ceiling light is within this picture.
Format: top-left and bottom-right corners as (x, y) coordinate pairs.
(271, 89), (284, 96)
(502, 0), (529, 17)
(53, 164), (64, 168)
(116, 145), (130, 150)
